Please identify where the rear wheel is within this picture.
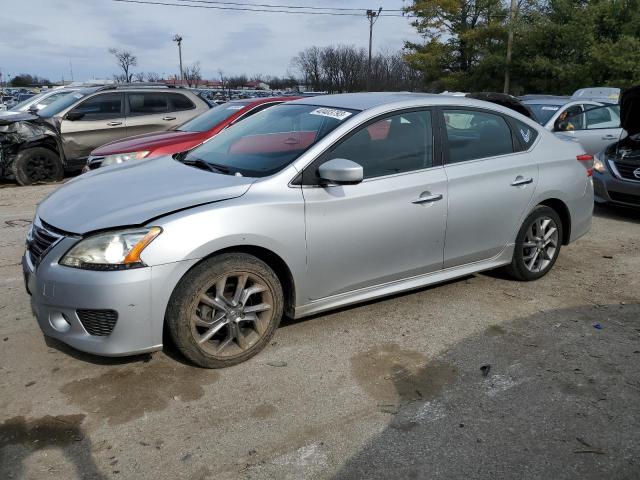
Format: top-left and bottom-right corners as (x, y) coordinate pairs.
(166, 253), (284, 368)
(504, 206), (563, 281)
(12, 147), (64, 186)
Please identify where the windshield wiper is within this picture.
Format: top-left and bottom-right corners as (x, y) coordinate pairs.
(181, 158), (231, 175)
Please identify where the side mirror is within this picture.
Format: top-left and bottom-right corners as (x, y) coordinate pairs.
(318, 158), (363, 185)
(65, 111), (85, 121)
(27, 105), (39, 114)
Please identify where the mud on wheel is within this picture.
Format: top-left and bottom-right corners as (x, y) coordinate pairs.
(166, 253), (284, 368)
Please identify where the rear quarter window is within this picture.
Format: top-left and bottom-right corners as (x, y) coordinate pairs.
(168, 93), (195, 111)
(512, 119), (539, 151)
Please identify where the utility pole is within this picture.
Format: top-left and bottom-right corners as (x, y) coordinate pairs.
(366, 8), (382, 92)
(503, 0), (517, 94)
(173, 34), (184, 84)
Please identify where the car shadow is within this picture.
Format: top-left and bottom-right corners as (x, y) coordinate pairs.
(332, 303), (640, 480)
(594, 203), (640, 224)
(279, 275), (476, 329)
(44, 336), (153, 366)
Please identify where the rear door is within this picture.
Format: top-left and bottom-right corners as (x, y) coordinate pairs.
(59, 92), (126, 160)
(124, 92), (197, 137)
(441, 108), (539, 268)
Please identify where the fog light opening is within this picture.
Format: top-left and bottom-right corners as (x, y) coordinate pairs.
(50, 312), (71, 332)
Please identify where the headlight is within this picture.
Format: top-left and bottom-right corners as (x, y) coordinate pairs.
(593, 153), (606, 173)
(60, 227), (162, 270)
(101, 151), (150, 167)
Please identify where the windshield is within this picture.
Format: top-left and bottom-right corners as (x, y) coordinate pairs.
(184, 103), (358, 177)
(527, 104), (563, 125)
(38, 91), (88, 117)
(178, 101), (250, 132)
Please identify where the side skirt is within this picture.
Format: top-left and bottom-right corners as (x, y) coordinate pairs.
(294, 245), (515, 319)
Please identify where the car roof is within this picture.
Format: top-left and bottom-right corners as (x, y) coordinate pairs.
(288, 92), (437, 111)
(520, 96), (570, 105)
(230, 96), (301, 107)
(287, 92), (540, 123)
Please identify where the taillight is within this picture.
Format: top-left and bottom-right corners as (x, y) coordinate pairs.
(576, 154), (594, 177)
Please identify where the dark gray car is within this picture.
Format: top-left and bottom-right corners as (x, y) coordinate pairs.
(593, 86), (640, 207)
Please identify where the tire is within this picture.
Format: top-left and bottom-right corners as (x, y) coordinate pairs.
(504, 205), (563, 281)
(166, 253), (284, 368)
(12, 147), (64, 186)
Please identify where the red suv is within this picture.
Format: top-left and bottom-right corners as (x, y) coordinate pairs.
(84, 96), (299, 170)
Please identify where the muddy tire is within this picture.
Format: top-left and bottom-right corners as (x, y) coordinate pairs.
(12, 147), (64, 186)
(166, 253), (284, 368)
(504, 206), (563, 281)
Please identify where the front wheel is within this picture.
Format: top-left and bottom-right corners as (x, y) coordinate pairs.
(504, 206), (563, 281)
(166, 253), (284, 368)
(12, 147), (64, 186)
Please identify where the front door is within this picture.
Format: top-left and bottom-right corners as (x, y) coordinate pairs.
(302, 109), (447, 301)
(560, 104), (623, 154)
(60, 92), (126, 161)
(441, 108), (539, 268)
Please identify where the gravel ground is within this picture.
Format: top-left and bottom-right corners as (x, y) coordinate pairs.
(0, 183), (639, 480)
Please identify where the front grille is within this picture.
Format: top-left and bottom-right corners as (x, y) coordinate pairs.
(609, 191), (640, 206)
(77, 309), (118, 336)
(613, 161), (640, 181)
(27, 219), (65, 267)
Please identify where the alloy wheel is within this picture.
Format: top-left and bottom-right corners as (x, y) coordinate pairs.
(189, 272), (274, 358)
(522, 216), (559, 273)
(25, 155), (56, 182)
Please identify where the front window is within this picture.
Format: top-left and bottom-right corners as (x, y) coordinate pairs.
(178, 101), (251, 132)
(527, 104), (562, 125)
(183, 104), (357, 177)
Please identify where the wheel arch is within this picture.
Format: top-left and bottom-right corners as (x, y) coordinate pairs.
(177, 245), (297, 318)
(537, 198), (571, 245)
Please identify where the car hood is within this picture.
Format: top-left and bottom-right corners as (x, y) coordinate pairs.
(620, 85), (640, 136)
(92, 130), (205, 156)
(37, 155), (256, 234)
(0, 112), (39, 125)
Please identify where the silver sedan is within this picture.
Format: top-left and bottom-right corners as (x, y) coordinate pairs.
(23, 93), (593, 368)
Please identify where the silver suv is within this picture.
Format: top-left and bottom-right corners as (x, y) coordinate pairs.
(23, 93), (593, 368)
(0, 84), (209, 185)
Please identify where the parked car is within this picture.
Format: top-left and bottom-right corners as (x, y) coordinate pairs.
(23, 93), (593, 368)
(84, 96), (299, 170)
(0, 84), (210, 185)
(0, 87), (80, 118)
(592, 85), (640, 207)
(553, 102), (623, 155)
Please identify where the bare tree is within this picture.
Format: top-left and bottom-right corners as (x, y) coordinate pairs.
(133, 72), (145, 82)
(145, 72), (162, 82)
(183, 62), (202, 87)
(109, 48), (137, 83)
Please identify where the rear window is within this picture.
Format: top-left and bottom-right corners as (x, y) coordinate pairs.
(178, 102), (249, 132)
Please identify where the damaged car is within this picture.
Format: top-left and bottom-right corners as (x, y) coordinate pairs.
(593, 85), (640, 207)
(0, 84), (209, 185)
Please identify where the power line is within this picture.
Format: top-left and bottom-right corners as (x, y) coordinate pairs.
(112, 0), (413, 17)
(174, 0), (405, 12)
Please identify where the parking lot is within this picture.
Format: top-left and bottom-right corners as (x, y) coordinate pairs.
(0, 182), (639, 479)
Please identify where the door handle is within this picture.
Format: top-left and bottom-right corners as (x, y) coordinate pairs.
(511, 176), (534, 187)
(106, 121), (122, 126)
(163, 116), (176, 121)
(601, 134), (617, 140)
(412, 192), (443, 204)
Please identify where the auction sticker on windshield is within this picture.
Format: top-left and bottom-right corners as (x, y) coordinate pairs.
(310, 107), (352, 121)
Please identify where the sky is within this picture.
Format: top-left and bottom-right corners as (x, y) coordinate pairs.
(0, 0), (421, 83)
